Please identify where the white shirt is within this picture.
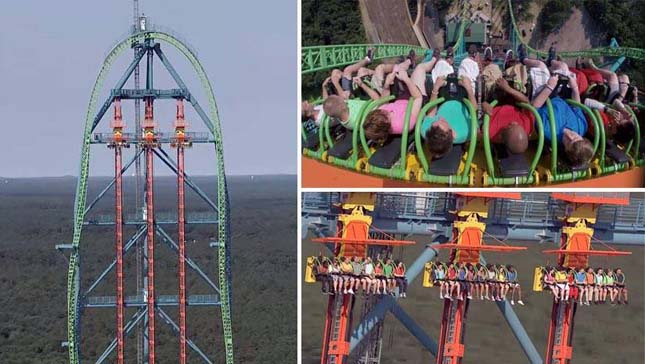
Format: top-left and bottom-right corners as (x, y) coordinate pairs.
(432, 60), (455, 83)
(364, 262), (374, 275)
(458, 57), (479, 94)
(313, 105), (326, 126)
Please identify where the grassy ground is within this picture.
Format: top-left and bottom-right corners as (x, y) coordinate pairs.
(0, 175), (296, 364)
(302, 232), (644, 364)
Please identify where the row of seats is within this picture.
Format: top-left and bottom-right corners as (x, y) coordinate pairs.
(303, 75), (644, 186)
(307, 256), (409, 298)
(425, 262), (525, 305)
(535, 266), (629, 305)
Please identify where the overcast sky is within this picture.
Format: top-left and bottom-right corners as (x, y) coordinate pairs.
(0, 0), (296, 177)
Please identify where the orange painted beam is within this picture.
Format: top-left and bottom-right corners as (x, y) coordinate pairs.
(437, 244), (527, 252)
(455, 192), (521, 199)
(551, 192), (630, 205)
(312, 237), (416, 246)
(543, 249), (632, 256)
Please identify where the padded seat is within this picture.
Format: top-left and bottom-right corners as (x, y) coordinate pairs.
(495, 144), (529, 177)
(303, 131), (320, 150)
(546, 145), (589, 172)
(605, 140), (630, 164)
(428, 145), (464, 176)
(368, 136), (404, 169)
(327, 132), (353, 159)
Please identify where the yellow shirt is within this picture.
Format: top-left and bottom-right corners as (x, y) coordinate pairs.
(497, 271), (506, 282)
(554, 271), (567, 283)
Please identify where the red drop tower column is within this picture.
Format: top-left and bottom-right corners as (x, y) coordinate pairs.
(111, 99), (126, 364)
(143, 97), (157, 364)
(173, 99), (189, 364)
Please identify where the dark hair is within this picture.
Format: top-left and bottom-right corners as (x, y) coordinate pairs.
(614, 121), (635, 145)
(425, 125), (454, 157)
(363, 109), (391, 143)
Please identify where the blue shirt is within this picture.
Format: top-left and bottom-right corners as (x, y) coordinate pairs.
(575, 272), (586, 283)
(507, 270), (517, 282)
(537, 97), (587, 142)
(435, 269), (445, 279)
(458, 269), (466, 280)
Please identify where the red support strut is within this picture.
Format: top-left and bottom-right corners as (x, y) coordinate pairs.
(176, 103), (187, 364)
(144, 97), (156, 364)
(115, 139), (124, 364)
(112, 99), (125, 364)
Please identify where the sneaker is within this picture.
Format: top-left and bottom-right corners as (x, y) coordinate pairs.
(366, 47), (374, 63)
(458, 296), (464, 301)
(517, 44), (527, 63)
(518, 300), (524, 306)
(546, 43), (556, 67)
(343, 289), (348, 294)
(511, 300), (515, 305)
(348, 289), (354, 294)
(484, 46), (493, 61)
(440, 294), (444, 299)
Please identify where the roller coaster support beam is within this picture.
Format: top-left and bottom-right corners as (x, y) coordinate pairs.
(390, 303), (438, 355)
(349, 244), (439, 354)
(609, 38), (625, 72)
(480, 254), (543, 364)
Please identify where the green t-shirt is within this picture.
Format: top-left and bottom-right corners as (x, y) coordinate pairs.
(420, 100), (471, 144)
(383, 264), (394, 278)
(341, 99), (369, 130)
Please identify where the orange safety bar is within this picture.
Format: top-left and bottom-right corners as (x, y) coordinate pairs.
(436, 244), (528, 252)
(312, 237), (416, 247)
(542, 249), (632, 256)
(455, 192), (522, 199)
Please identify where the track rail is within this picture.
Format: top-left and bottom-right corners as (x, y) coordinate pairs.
(506, 0), (645, 60)
(301, 1), (645, 75)
(66, 30), (233, 364)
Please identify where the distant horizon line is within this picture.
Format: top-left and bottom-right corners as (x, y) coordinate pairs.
(1, 173), (296, 179)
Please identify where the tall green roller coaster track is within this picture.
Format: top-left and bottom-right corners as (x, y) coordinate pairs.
(66, 29), (234, 364)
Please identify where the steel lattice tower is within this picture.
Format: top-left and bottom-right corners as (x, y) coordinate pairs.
(60, 23), (234, 364)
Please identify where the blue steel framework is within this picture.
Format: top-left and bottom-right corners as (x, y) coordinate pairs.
(302, 192), (644, 364)
(57, 28), (234, 364)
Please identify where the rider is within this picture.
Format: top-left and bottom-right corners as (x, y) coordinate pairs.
(614, 267), (628, 304)
(393, 261), (408, 298)
(340, 257), (355, 295)
(518, 44), (594, 168)
(313, 254), (331, 294)
(575, 267), (589, 305)
(506, 265), (524, 306)
(362, 62), (424, 146)
(435, 263), (448, 299)
(419, 76), (477, 159)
